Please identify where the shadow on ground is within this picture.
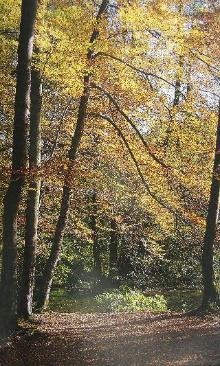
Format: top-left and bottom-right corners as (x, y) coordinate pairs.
(0, 312), (219, 366)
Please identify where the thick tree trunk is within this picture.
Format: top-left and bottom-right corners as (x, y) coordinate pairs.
(18, 68), (42, 319)
(91, 191), (102, 277)
(109, 219), (118, 279)
(201, 104), (220, 309)
(0, 0), (38, 337)
(37, 0), (109, 312)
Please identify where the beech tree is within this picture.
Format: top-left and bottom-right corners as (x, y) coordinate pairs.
(18, 65), (42, 319)
(0, 0), (38, 336)
(200, 102), (220, 310)
(90, 190), (102, 278)
(109, 218), (118, 280)
(37, 0), (109, 311)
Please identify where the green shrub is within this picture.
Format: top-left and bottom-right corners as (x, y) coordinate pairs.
(95, 287), (167, 313)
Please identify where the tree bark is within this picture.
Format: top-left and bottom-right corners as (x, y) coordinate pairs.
(109, 219), (118, 279)
(91, 191), (102, 277)
(0, 0), (38, 337)
(37, 0), (109, 311)
(18, 67), (42, 319)
(201, 103), (220, 309)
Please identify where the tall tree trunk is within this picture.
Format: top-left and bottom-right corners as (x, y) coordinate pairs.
(201, 103), (220, 309)
(109, 218), (118, 279)
(18, 67), (42, 319)
(91, 191), (102, 277)
(37, 0), (109, 311)
(0, 0), (38, 337)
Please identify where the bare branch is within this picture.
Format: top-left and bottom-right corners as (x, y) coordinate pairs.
(48, 97), (74, 160)
(192, 52), (220, 73)
(0, 29), (18, 39)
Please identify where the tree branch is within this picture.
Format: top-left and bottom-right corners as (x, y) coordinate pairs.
(192, 52), (220, 73)
(95, 51), (186, 97)
(48, 97), (73, 160)
(91, 82), (170, 169)
(93, 112), (191, 225)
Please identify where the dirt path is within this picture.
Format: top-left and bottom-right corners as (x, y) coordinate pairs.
(0, 312), (219, 366)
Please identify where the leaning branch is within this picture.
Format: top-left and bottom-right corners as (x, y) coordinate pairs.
(93, 112), (190, 225)
(91, 82), (169, 169)
(95, 51), (186, 97)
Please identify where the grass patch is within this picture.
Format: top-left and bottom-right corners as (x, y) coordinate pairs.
(163, 289), (202, 312)
(49, 288), (202, 314)
(50, 287), (166, 313)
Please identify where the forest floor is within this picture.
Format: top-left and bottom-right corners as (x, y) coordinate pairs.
(0, 311), (219, 366)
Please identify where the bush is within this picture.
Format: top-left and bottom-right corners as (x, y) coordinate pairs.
(95, 287), (167, 313)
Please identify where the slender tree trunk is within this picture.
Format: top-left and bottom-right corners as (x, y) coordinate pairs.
(0, 0), (38, 337)
(200, 103), (220, 309)
(18, 68), (42, 319)
(37, 83), (89, 309)
(164, 75), (181, 148)
(173, 79), (181, 107)
(37, 185), (71, 309)
(118, 237), (133, 278)
(37, 0), (109, 311)
(91, 191), (102, 277)
(109, 219), (118, 279)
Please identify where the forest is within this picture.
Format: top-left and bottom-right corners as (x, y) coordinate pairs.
(0, 0), (219, 365)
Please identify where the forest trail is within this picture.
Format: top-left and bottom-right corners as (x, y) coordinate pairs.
(0, 312), (219, 366)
